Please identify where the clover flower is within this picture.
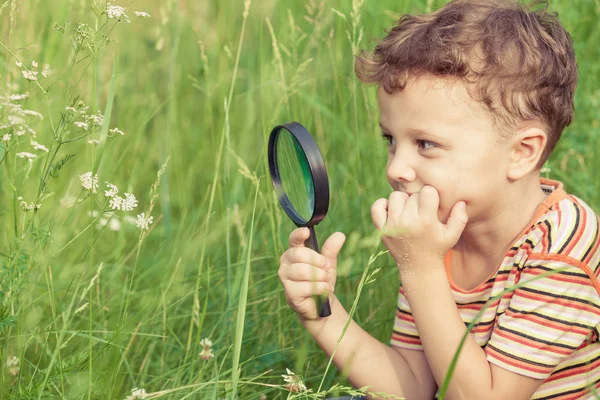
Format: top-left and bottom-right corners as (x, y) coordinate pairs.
(79, 172), (99, 193)
(199, 338), (215, 360)
(125, 387), (148, 400)
(6, 355), (19, 376)
(281, 368), (307, 393)
(135, 213), (153, 230)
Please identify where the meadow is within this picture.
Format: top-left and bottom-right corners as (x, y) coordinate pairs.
(0, 0), (599, 398)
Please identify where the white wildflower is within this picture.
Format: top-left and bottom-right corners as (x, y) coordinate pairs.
(31, 140), (49, 152)
(2, 134), (10, 141)
(78, 105), (89, 114)
(16, 152), (36, 160)
(42, 64), (52, 78)
(14, 128), (26, 136)
(105, 182), (119, 198)
(8, 115), (25, 126)
(109, 196), (122, 210)
(31, 61), (38, 68)
(109, 127), (125, 136)
(6, 355), (19, 376)
(74, 121), (89, 131)
(107, 5), (130, 23)
(88, 139), (100, 145)
(79, 172), (99, 193)
(23, 109), (43, 119)
(27, 127), (36, 137)
(281, 368), (307, 393)
(86, 112), (104, 126)
(15, 61), (22, 68)
(18, 197), (40, 211)
(125, 387), (148, 400)
(65, 106), (77, 113)
(135, 213), (153, 231)
(121, 193), (138, 211)
(9, 93), (29, 101)
(107, 217), (121, 231)
(135, 11), (151, 18)
(199, 337), (214, 360)
(22, 70), (38, 81)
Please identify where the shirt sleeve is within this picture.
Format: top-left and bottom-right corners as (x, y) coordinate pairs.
(390, 284), (423, 350)
(485, 256), (600, 380)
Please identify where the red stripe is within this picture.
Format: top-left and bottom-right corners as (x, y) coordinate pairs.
(391, 333), (421, 345)
(516, 290), (600, 316)
(502, 311), (589, 336)
(545, 355), (600, 381)
(487, 347), (551, 374)
(493, 328), (572, 356)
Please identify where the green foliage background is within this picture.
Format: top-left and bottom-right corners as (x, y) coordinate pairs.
(0, 0), (598, 398)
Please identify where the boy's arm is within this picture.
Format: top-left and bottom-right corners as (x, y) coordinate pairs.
(401, 266), (544, 400)
(302, 294), (438, 400)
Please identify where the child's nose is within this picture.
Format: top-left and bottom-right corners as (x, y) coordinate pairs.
(387, 153), (416, 184)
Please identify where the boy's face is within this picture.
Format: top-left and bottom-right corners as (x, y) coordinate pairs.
(377, 76), (511, 225)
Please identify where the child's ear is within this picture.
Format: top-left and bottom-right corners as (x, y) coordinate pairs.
(506, 126), (547, 180)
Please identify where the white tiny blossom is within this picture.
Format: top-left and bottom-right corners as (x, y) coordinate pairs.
(74, 121), (89, 130)
(125, 388), (148, 400)
(109, 127), (125, 136)
(22, 70), (38, 81)
(2, 134), (10, 141)
(6, 355), (19, 376)
(107, 5), (131, 23)
(14, 128), (26, 136)
(135, 213), (153, 230)
(88, 139), (100, 145)
(86, 112), (104, 126)
(42, 64), (52, 78)
(9, 93), (29, 101)
(19, 198), (40, 211)
(31, 60), (38, 68)
(199, 337), (214, 360)
(78, 105), (89, 114)
(65, 106), (77, 113)
(281, 368), (307, 393)
(8, 115), (25, 126)
(121, 193), (138, 211)
(135, 11), (151, 18)
(105, 182), (119, 198)
(15, 61), (22, 68)
(31, 140), (49, 152)
(108, 217), (121, 231)
(27, 127), (36, 137)
(23, 109), (43, 119)
(16, 152), (36, 160)
(79, 172), (99, 193)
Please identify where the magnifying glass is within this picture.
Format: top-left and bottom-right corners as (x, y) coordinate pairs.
(268, 122), (331, 318)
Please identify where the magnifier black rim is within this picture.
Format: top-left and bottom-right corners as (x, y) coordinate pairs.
(268, 121), (330, 227)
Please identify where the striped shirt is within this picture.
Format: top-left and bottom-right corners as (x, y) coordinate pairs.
(390, 178), (600, 399)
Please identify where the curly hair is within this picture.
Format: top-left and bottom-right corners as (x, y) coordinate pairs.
(355, 0), (578, 169)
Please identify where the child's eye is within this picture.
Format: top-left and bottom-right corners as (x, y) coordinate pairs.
(380, 133), (438, 152)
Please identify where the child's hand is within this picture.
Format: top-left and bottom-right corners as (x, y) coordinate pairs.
(278, 227), (346, 321)
(371, 186), (468, 274)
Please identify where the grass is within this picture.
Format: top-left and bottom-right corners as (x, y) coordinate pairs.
(0, 0), (599, 399)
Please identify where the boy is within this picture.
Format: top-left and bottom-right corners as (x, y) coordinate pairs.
(277, 0), (600, 399)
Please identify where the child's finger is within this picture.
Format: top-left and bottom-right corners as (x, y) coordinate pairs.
(371, 198), (389, 231)
(320, 232), (346, 269)
(288, 227), (309, 248)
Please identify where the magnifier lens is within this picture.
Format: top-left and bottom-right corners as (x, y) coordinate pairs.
(276, 129), (315, 222)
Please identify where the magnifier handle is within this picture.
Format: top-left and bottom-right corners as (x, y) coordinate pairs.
(303, 226), (332, 318)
